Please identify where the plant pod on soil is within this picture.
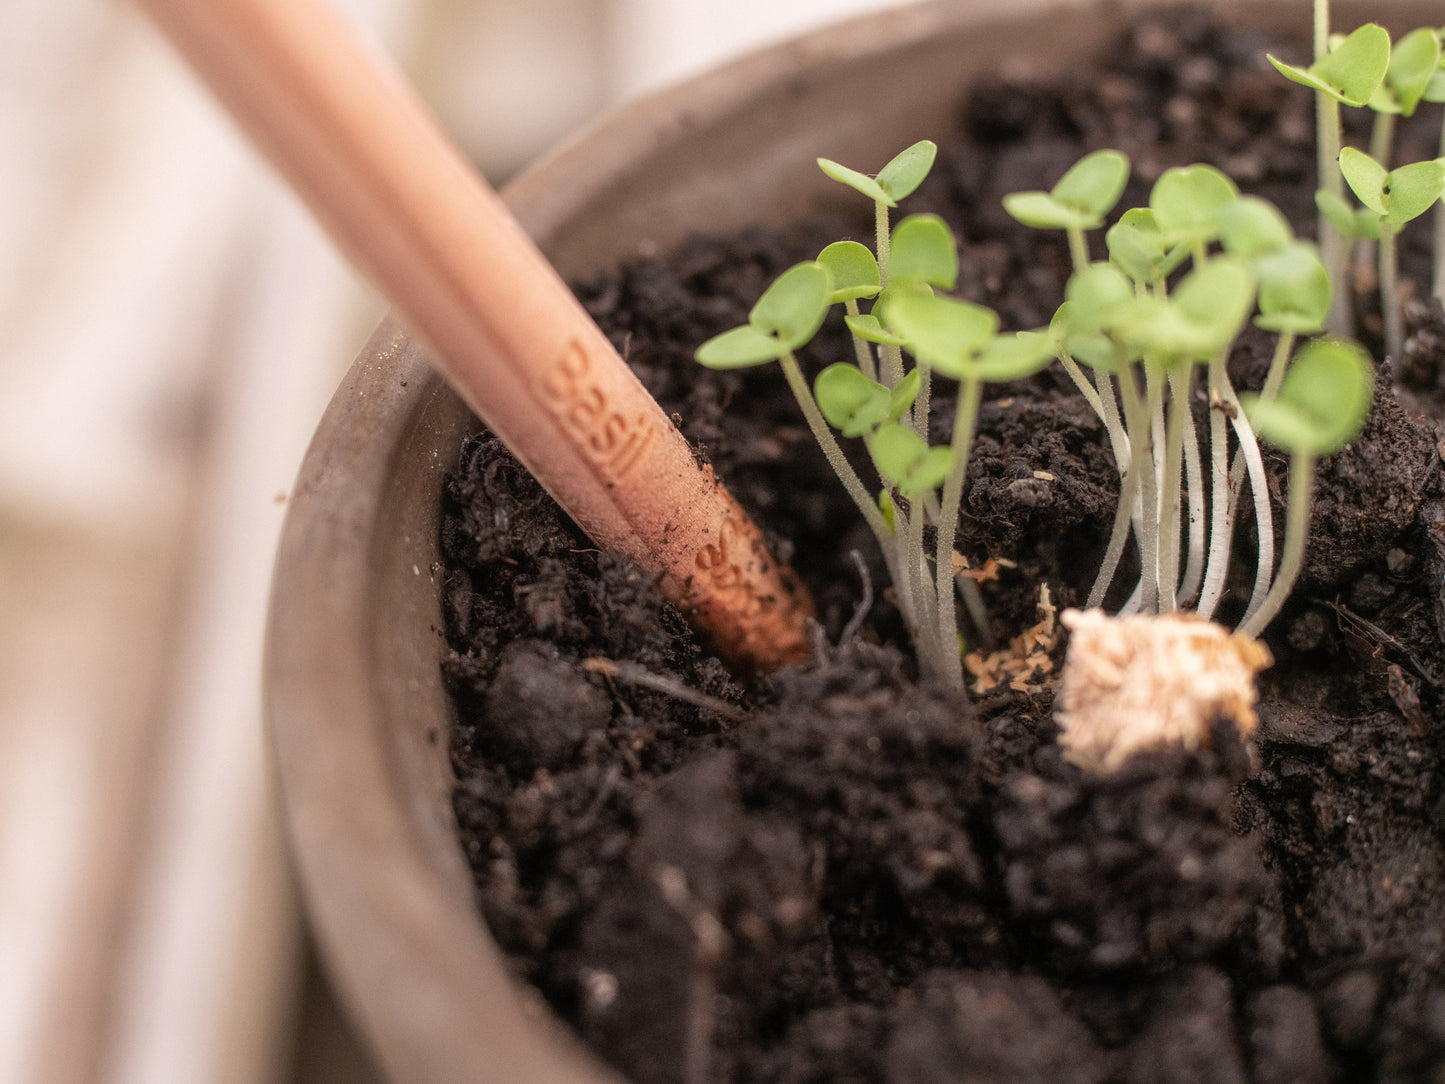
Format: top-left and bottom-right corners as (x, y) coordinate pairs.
(1055, 610), (1272, 772)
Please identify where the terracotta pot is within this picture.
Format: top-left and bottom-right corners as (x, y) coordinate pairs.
(265, 0), (1428, 1078)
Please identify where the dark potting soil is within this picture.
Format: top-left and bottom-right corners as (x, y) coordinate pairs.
(441, 11), (1445, 1083)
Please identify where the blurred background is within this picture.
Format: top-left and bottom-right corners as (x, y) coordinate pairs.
(0, 0), (907, 1079)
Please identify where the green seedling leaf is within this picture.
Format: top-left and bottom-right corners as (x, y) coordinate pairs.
(817, 241), (881, 302)
(1241, 337), (1374, 455)
(1424, 68), (1445, 104)
(1052, 150), (1131, 220)
(1268, 23), (1391, 106)
(696, 325), (789, 368)
(818, 157), (893, 206)
(1255, 243), (1331, 334)
(887, 291), (999, 379)
(1002, 191), (1089, 230)
(871, 423), (955, 497)
(1107, 208), (1170, 283)
(889, 369), (923, 421)
(1315, 189), (1381, 239)
(1003, 149), (1130, 231)
(1150, 164), (1239, 246)
(878, 489), (896, 533)
(1369, 27), (1441, 115)
(1340, 147), (1445, 226)
(750, 261), (833, 347)
(815, 363), (893, 437)
(889, 214), (959, 289)
(1064, 262), (1136, 333)
(973, 331), (1055, 383)
(1218, 196), (1294, 260)
(845, 314), (909, 345)
(1121, 258), (1255, 362)
(875, 140), (938, 202)
(696, 261), (832, 368)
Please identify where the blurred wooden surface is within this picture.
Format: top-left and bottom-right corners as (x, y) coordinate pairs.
(0, 0), (896, 1079)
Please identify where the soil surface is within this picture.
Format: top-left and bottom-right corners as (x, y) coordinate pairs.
(441, 12), (1445, 1082)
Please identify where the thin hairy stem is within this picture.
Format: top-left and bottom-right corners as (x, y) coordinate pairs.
(1066, 225), (1090, 273)
(934, 378), (983, 690)
(779, 350), (891, 541)
(1157, 366), (1191, 612)
(1176, 377), (1206, 607)
(1086, 447), (1143, 610)
(1223, 392), (1275, 628)
(1230, 330), (1294, 500)
(1197, 354), (1235, 620)
(1240, 453), (1315, 639)
(1315, 29), (1353, 334)
(844, 300), (878, 382)
(1380, 225), (1403, 362)
(1436, 115), (1445, 303)
(1116, 360), (1159, 612)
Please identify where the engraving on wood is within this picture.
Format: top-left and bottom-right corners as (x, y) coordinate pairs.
(541, 339), (656, 478)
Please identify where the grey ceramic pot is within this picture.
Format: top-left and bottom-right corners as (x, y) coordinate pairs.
(265, 1), (1426, 1078)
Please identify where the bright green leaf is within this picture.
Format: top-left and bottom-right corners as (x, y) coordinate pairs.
(1255, 243), (1331, 334)
(845, 313), (908, 345)
(973, 331), (1055, 383)
(889, 214), (959, 289)
(1315, 189), (1380, 239)
(1341, 148), (1445, 226)
(1268, 23), (1391, 106)
(1218, 196), (1294, 259)
(887, 291), (998, 378)
(1002, 190), (1090, 230)
(817, 241), (881, 303)
(871, 423), (955, 497)
(1064, 262), (1135, 333)
(1150, 164), (1239, 245)
(750, 261), (832, 351)
(1241, 337), (1374, 455)
(1371, 27), (1440, 115)
(818, 157), (894, 206)
(876, 140), (938, 202)
(1051, 149), (1131, 221)
(696, 325), (787, 369)
(889, 369), (923, 422)
(814, 363), (892, 437)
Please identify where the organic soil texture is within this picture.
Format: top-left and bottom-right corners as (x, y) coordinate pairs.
(441, 11), (1445, 1083)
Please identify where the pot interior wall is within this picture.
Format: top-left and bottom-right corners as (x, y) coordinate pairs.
(268, 0), (1435, 1079)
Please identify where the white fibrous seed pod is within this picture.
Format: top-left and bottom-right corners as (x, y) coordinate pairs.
(1054, 609), (1272, 772)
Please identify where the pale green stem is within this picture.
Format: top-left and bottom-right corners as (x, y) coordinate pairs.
(897, 495), (944, 679)
(1221, 386), (1275, 629)
(1369, 109), (1396, 170)
(1229, 330), (1294, 499)
(914, 366), (933, 443)
(1066, 225), (1090, 273)
(779, 350), (891, 541)
(1095, 368), (1132, 477)
(875, 199), (891, 285)
(844, 300), (878, 383)
(1157, 365), (1190, 613)
(1436, 115), (1445, 304)
(1116, 360), (1159, 613)
(934, 378), (983, 690)
(1355, 112), (1396, 275)
(1314, 0), (1352, 336)
(882, 343), (906, 389)
(1197, 354), (1235, 621)
(1176, 371), (1206, 607)
(1086, 447), (1143, 610)
(1240, 453), (1314, 639)
(1381, 224), (1403, 362)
